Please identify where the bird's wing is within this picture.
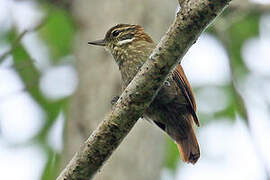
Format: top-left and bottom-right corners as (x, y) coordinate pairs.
(172, 64), (200, 127)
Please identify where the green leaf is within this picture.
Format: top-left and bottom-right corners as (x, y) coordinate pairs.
(228, 13), (260, 77)
(12, 43), (40, 89)
(12, 43), (67, 143)
(164, 136), (179, 171)
(39, 6), (76, 62)
(41, 148), (61, 180)
(1, 29), (17, 43)
(231, 84), (249, 123)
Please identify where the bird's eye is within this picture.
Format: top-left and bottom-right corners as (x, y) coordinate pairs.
(112, 30), (120, 37)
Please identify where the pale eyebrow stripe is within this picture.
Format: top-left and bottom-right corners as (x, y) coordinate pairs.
(117, 37), (135, 45)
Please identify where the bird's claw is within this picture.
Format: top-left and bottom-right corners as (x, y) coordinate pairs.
(111, 96), (119, 105)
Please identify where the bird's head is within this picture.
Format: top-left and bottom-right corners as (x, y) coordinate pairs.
(88, 24), (153, 52)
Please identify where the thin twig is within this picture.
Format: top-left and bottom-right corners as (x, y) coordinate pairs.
(0, 18), (47, 64)
(0, 30), (28, 63)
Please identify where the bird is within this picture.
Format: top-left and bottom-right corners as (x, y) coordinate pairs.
(88, 24), (200, 164)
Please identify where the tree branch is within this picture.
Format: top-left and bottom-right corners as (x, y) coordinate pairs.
(57, 0), (231, 179)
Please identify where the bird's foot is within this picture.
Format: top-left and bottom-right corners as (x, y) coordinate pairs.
(111, 96), (119, 105)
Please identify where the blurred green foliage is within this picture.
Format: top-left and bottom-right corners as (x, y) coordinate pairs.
(40, 5), (76, 62)
(164, 137), (179, 171)
(228, 12), (260, 77)
(41, 149), (61, 180)
(1, 2), (76, 179)
(9, 34), (68, 180)
(226, 13), (260, 123)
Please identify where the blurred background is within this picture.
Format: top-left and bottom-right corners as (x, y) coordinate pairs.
(0, 0), (270, 179)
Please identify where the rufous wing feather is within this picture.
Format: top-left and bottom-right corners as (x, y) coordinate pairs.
(172, 64), (200, 163)
(172, 64), (200, 127)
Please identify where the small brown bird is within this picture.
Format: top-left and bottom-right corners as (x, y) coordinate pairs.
(88, 24), (200, 164)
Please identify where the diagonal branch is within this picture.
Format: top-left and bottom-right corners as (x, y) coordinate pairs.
(57, 0), (231, 179)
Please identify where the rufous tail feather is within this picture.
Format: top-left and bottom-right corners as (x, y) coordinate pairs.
(176, 125), (200, 164)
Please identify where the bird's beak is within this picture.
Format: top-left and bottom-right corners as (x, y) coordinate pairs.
(88, 39), (106, 46)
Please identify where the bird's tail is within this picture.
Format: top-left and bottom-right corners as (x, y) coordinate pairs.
(150, 105), (200, 164)
(175, 123), (200, 164)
